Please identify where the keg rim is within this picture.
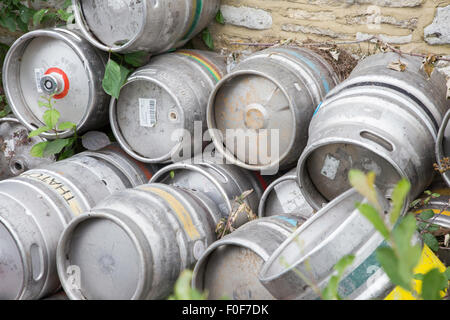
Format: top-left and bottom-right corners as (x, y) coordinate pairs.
(150, 162), (234, 213)
(297, 136), (409, 211)
(258, 169), (297, 218)
(258, 188), (384, 292)
(56, 212), (148, 300)
(2, 28), (98, 139)
(71, 0), (147, 53)
(109, 74), (185, 164)
(206, 69), (297, 172)
(436, 109), (450, 187)
(0, 216), (27, 300)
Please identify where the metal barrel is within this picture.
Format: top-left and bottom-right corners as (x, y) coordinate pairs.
(297, 52), (449, 210)
(42, 291), (68, 300)
(150, 158), (263, 227)
(192, 215), (306, 300)
(258, 188), (397, 300)
(436, 109), (450, 187)
(2, 28), (109, 139)
(0, 147), (157, 300)
(110, 50), (227, 164)
(207, 46), (340, 172)
(71, 0), (220, 54)
(0, 117), (54, 180)
(56, 183), (222, 300)
(258, 168), (315, 219)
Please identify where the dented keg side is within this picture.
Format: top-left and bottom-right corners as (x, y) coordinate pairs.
(0, 149), (150, 299)
(2, 28), (109, 139)
(192, 215), (305, 300)
(207, 47), (339, 171)
(73, 0), (220, 54)
(258, 168), (315, 219)
(297, 53), (447, 210)
(56, 183), (222, 300)
(110, 50), (226, 163)
(0, 117), (54, 180)
(259, 188), (397, 300)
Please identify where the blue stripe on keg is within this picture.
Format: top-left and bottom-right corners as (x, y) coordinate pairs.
(270, 48), (331, 94)
(274, 216), (299, 227)
(313, 102), (323, 116)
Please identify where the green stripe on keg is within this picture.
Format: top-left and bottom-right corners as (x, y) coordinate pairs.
(337, 241), (389, 298)
(182, 0), (203, 41)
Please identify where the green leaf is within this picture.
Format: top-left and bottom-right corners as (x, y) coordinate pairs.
(170, 170), (175, 179)
(43, 139), (71, 157)
(102, 59), (131, 99)
(169, 270), (207, 300)
(445, 267), (450, 281)
(357, 203), (390, 240)
(413, 273), (424, 281)
(57, 9), (72, 22)
(418, 209), (435, 221)
(33, 9), (48, 26)
(58, 121), (76, 131)
(389, 178), (410, 225)
(393, 214), (417, 255)
(215, 10), (225, 24)
(376, 246), (411, 290)
(348, 170), (380, 211)
(30, 141), (49, 158)
(57, 146), (75, 161)
(421, 268), (447, 300)
(322, 275), (340, 300)
(43, 108), (60, 129)
(202, 28), (214, 50)
(38, 100), (51, 109)
(1, 15), (17, 32)
(334, 254), (355, 276)
(422, 233), (440, 252)
(28, 126), (51, 138)
(124, 51), (151, 68)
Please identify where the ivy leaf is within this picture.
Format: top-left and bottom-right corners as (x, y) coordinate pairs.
(58, 121), (76, 131)
(418, 209), (435, 221)
(43, 108), (60, 129)
(202, 28), (214, 50)
(422, 233), (440, 252)
(102, 59), (130, 99)
(33, 9), (49, 26)
(389, 178), (410, 225)
(124, 51), (151, 68)
(421, 268), (447, 300)
(356, 202), (390, 240)
(28, 126), (51, 138)
(1, 15), (17, 32)
(215, 10), (225, 24)
(43, 139), (71, 157)
(30, 141), (49, 158)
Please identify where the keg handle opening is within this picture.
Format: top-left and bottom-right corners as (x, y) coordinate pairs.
(198, 163), (229, 184)
(360, 130), (394, 152)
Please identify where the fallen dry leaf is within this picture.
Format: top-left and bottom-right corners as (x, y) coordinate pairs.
(387, 60), (407, 72)
(421, 54), (438, 79)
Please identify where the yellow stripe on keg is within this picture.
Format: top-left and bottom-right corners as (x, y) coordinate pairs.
(140, 186), (201, 240)
(384, 245), (447, 300)
(415, 208), (450, 217)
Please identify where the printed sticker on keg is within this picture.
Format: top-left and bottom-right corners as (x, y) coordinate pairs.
(139, 98), (157, 127)
(34, 68), (44, 93)
(321, 154), (340, 180)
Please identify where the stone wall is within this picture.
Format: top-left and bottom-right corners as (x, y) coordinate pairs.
(209, 0), (450, 56)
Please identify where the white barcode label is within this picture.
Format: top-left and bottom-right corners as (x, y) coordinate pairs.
(139, 98), (157, 127)
(34, 68), (44, 93)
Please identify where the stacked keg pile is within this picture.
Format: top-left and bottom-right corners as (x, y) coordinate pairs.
(0, 0), (449, 300)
